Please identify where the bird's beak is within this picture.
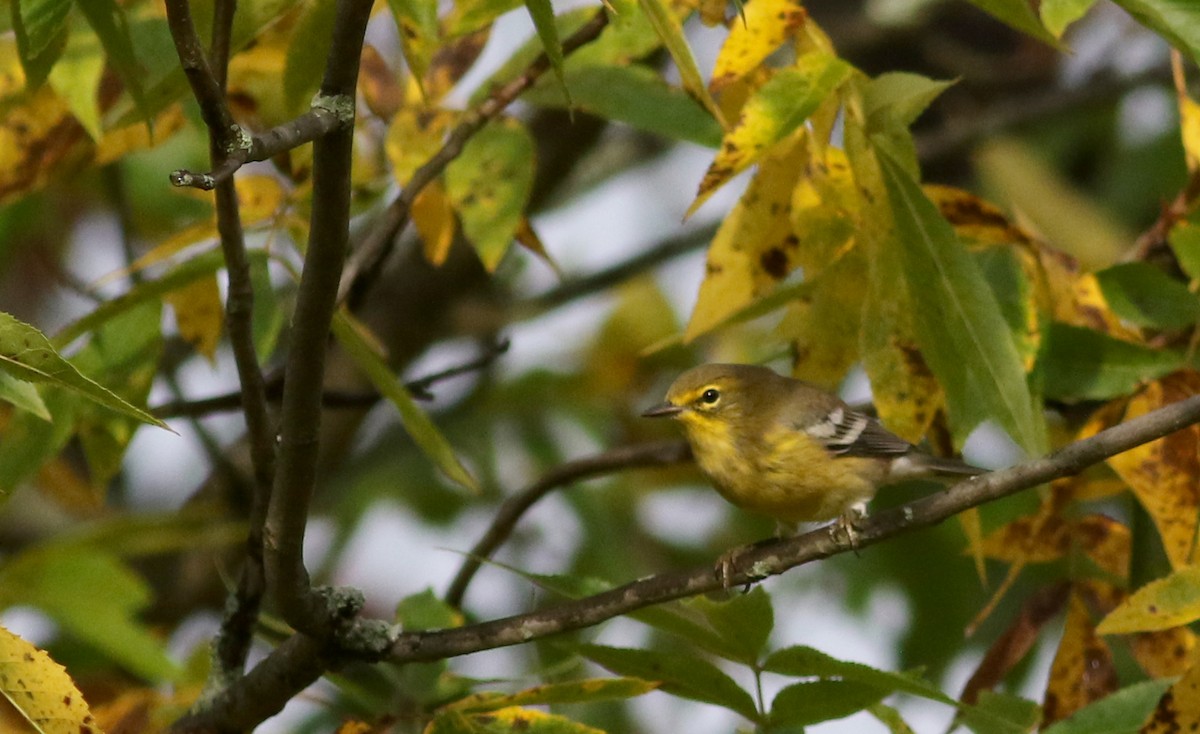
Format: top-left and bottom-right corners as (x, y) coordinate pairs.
(642, 401), (683, 418)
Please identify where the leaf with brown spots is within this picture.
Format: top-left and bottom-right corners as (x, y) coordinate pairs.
(688, 52), (851, 216)
(1140, 655), (1200, 734)
(443, 117), (535, 271)
(845, 103), (943, 442)
(0, 623), (102, 734)
(1103, 371), (1200, 569)
(709, 0), (806, 92)
(1098, 566), (1200, 635)
(684, 133), (807, 341)
(1043, 593), (1118, 725)
(385, 0), (440, 93)
(1130, 627), (1197, 678)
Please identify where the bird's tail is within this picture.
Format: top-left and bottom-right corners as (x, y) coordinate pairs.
(920, 455), (985, 477)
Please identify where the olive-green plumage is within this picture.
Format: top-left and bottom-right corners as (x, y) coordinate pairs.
(644, 364), (981, 525)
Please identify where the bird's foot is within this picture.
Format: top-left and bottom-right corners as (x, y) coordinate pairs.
(828, 503), (868, 550)
(714, 537), (778, 591)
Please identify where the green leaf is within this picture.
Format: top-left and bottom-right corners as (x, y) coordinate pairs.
(1111, 0), (1200, 64)
(449, 678), (660, 712)
(1170, 221), (1200, 280)
(0, 388), (75, 493)
(0, 312), (167, 429)
(11, 0), (71, 87)
(396, 588), (463, 630)
(71, 300), (163, 489)
(523, 64), (722, 147)
(1095, 262), (1200, 330)
(47, 18), (105, 139)
(961, 691), (1041, 734)
(685, 586), (774, 664)
(284, 0), (338, 114)
(870, 702), (918, 734)
(330, 312), (478, 492)
(0, 372), (49, 421)
(524, 0), (569, 103)
(48, 510), (246, 558)
(965, 0), (1059, 46)
(53, 247), (233, 348)
(1040, 679), (1174, 734)
(763, 646), (953, 704)
(0, 548), (179, 681)
(579, 644), (760, 721)
(445, 0), (523, 37)
(637, 0), (722, 124)
(1040, 0), (1097, 37)
(74, 0), (149, 123)
(863, 72), (954, 128)
(1037, 323), (1184, 402)
(876, 146), (1046, 452)
(386, 0), (440, 83)
(443, 117), (534, 270)
(770, 680), (890, 727)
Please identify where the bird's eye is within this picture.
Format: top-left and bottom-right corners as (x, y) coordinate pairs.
(701, 388), (720, 405)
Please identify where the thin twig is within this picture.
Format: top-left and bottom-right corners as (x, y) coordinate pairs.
(152, 339), (510, 418)
(164, 0), (279, 680)
(517, 224), (717, 319)
(169, 109), (345, 190)
(337, 9), (612, 309)
(445, 439), (693, 607)
(163, 0), (237, 148)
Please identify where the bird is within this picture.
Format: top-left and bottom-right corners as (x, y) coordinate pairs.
(642, 363), (983, 538)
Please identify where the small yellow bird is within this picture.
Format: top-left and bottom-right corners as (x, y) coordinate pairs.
(643, 363), (982, 532)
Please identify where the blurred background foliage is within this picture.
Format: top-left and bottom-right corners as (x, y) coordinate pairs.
(1, 0), (1200, 731)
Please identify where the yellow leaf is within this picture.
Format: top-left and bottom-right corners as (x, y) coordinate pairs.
(1175, 53), (1200, 173)
(235, 174), (286, 225)
(684, 133), (807, 341)
(1104, 372), (1200, 569)
(1130, 627), (1197, 678)
(513, 217), (562, 277)
(689, 52), (851, 215)
(387, 107), (453, 185)
(166, 275), (224, 362)
(958, 507), (987, 586)
(710, 0), (807, 92)
(1042, 593), (1117, 725)
(1098, 566), (1200, 635)
(0, 624), (102, 734)
(1141, 653), (1200, 733)
(411, 181), (456, 266)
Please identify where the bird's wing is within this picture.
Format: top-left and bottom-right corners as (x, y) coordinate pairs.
(800, 405), (913, 457)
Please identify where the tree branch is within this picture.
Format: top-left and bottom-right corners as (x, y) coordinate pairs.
(264, 0), (375, 637)
(394, 390), (1200, 662)
(337, 9), (611, 309)
(445, 439), (693, 607)
(174, 387), (1200, 731)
